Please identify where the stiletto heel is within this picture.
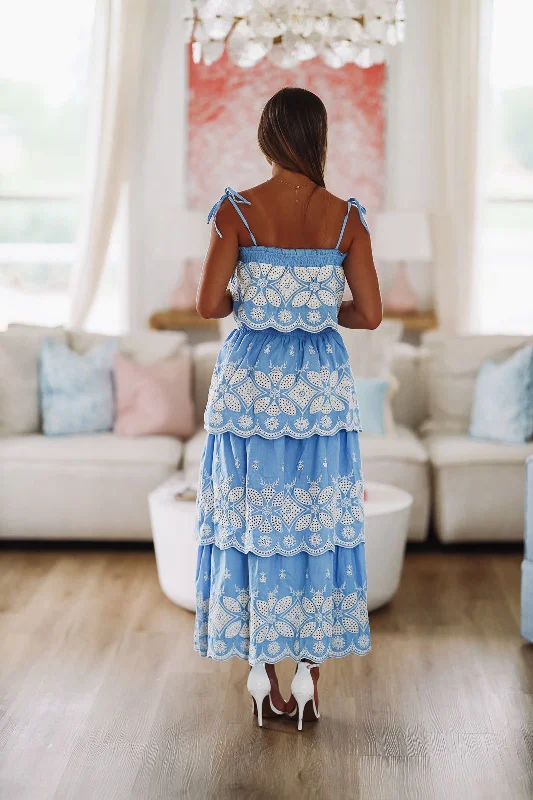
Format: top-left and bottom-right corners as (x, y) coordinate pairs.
(247, 663), (284, 727)
(289, 662), (320, 731)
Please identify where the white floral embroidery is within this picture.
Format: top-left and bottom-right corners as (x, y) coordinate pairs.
(195, 579), (370, 664)
(252, 590), (295, 642)
(253, 365), (297, 417)
(197, 463), (365, 557)
(247, 482), (284, 534)
(331, 474), (364, 543)
(205, 344), (361, 439)
(294, 478), (335, 534)
(229, 258), (345, 333)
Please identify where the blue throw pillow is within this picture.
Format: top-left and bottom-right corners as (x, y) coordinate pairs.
(354, 377), (389, 435)
(469, 344), (533, 445)
(40, 337), (119, 436)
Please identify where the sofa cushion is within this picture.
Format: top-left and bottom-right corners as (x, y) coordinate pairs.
(0, 432), (183, 465)
(0, 434), (182, 540)
(425, 434), (532, 543)
(354, 377), (390, 435)
(40, 338), (119, 436)
(469, 344), (533, 444)
(341, 320), (403, 379)
(421, 331), (533, 435)
(0, 325), (67, 435)
(68, 328), (188, 363)
(424, 434), (533, 467)
(360, 425), (428, 464)
(114, 351), (195, 439)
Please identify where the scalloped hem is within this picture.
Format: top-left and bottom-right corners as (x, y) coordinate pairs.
(193, 642), (371, 665)
(195, 532), (365, 557)
(204, 420), (362, 439)
(233, 311), (341, 334)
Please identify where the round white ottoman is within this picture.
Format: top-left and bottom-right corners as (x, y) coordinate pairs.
(149, 475), (198, 612)
(364, 481), (413, 611)
(150, 476), (412, 614)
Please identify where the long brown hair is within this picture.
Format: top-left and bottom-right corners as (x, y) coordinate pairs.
(258, 88), (328, 188)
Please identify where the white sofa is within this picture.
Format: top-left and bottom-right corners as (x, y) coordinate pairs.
(0, 326), (185, 540)
(421, 331), (533, 543)
(2, 325), (532, 544)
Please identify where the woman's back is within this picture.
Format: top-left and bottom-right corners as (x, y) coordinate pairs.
(218, 177), (355, 252)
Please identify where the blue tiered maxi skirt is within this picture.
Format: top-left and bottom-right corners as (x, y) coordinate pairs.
(193, 326), (371, 665)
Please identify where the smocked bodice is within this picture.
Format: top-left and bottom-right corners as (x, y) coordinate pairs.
(229, 246), (346, 333)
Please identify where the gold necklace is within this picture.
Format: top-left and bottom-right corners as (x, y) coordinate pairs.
(271, 176), (315, 203)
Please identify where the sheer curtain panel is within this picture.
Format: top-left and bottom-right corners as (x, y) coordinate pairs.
(69, 0), (150, 328)
(432, 0), (484, 332)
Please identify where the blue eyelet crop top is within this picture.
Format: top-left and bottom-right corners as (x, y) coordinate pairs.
(207, 187), (369, 334)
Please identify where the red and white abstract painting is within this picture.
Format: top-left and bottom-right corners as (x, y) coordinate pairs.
(188, 51), (385, 215)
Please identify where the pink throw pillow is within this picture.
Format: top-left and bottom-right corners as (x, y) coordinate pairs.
(113, 352), (195, 439)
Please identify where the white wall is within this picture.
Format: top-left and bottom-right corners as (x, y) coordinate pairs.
(129, 0), (437, 329)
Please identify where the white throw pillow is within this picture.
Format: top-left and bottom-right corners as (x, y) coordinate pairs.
(0, 325), (67, 435)
(421, 331), (533, 435)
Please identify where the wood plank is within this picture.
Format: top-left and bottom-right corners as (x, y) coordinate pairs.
(0, 549), (531, 800)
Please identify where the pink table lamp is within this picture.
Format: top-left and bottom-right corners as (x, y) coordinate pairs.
(373, 211), (433, 314)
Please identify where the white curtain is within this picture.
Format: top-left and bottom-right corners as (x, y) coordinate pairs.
(432, 0), (484, 332)
(69, 0), (150, 328)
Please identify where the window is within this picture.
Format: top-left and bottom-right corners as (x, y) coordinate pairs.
(0, 1), (122, 331)
(474, 0), (533, 333)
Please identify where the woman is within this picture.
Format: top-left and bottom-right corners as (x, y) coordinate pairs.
(194, 87), (382, 731)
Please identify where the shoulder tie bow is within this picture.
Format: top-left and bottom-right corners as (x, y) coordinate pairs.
(207, 187), (254, 241)
(347, 198), (369, 234)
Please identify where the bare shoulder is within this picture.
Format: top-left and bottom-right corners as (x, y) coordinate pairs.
(322, 188), (369, 246)
(214, 181), (267, 220)
(321, 188), (348, 217)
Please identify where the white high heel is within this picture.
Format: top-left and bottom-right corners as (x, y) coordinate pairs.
(288, 662), (320, 731)
(247, 663), (284, 727)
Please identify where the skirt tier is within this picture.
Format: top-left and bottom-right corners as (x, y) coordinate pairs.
(194, 327), (371, 664)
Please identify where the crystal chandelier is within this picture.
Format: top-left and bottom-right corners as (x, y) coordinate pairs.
(185, 1), (405, 69)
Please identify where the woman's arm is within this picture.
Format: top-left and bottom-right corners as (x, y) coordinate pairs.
(196, 201), (239, 319)
(337, 214), (383, 330)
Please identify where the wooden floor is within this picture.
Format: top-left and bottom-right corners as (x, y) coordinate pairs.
(1, 548), (532, 800)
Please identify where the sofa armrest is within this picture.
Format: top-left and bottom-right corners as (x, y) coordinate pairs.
(192, 341), (220, 426)
(525, 457), (533, 561)
(522, 457), (533, 641)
